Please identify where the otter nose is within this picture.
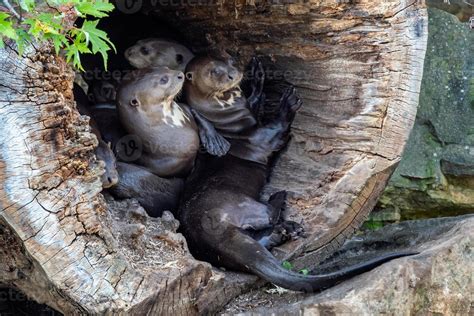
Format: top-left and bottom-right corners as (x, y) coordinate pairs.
(229, 69), (238, 80)
(107, 175), (119, 187)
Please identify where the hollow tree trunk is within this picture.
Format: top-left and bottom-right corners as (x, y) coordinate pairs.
(151, 0), (429, 268)
(0, 1), (428, 314)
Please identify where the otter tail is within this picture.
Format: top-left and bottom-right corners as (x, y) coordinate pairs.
(222, 231), (417, 293)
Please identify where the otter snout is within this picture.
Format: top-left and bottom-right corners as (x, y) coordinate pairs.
(102, 172), (119, 189)
(228, 68), (241, 82)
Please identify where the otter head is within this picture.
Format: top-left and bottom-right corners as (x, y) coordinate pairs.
(125, 38), (194, 72)
(88, 79), (118, 104)
(185, 56), (243, 97)
(117, 67), (185, 114)
(96, 140), (119, 189)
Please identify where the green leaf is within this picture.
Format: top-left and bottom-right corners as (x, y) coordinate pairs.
(0, 13), (19, 40)
(80, 19), (115, 70)
(282, 261), (293, 270)
(299, 268), (309, 276)
(0, 2), (116, 71)
(76, 1), (115, 18)
(24, 13), (62, 38)
(15, 29), (31, 55)
(65, 44), (84, 71)
(51, 34), (68, 55)
(18, 0), (36, 12)
(65, 36), (91, 71)
(362, 219), (384, 231)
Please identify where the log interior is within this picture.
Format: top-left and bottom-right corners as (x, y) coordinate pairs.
(0, 1), (428, 314)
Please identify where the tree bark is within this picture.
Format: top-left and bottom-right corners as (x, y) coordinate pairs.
(0, 0), (428, 313)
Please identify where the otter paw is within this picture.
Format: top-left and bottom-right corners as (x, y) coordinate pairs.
(280, 86), (303, 118)
(280, 220), (306, 240)
(200, 129), (231, 157)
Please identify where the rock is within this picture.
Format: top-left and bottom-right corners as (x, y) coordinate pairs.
(221, 215), (474, 315)
(374, 9), (474, 221)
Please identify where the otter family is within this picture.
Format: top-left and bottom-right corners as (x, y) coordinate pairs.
(75, 38), (416, 292)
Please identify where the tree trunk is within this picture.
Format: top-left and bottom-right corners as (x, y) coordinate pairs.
(0, 0), (428, 314)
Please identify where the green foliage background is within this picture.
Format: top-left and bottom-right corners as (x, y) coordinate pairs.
(0, 0), (115, 70)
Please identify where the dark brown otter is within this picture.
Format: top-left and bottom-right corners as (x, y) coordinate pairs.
(110, 162), (183, 217)
(179, 83), (417, 292)
(184, 56), (255, 135)
(184, 56), (268, 162)
(116, 67), (200, 177)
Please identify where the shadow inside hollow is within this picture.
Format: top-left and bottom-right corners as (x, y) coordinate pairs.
(0, 287), (62, 316)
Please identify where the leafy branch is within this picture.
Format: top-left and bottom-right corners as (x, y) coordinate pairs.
(0, 0), (116, 70)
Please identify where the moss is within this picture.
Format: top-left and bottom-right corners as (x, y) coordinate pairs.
(413, 286), (431, 315)
(376, 9), (474, 220)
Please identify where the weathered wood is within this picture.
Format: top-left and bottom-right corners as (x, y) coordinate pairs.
(0, 0), (429, 313)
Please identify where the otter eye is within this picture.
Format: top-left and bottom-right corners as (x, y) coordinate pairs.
(130, 98), (140, 107)
(211, 69), (220, 76)
(160, 76), (169, 85)
(176, 54), (184, 64)
(140, 46), (149, 55)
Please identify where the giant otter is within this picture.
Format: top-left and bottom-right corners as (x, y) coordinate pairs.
(184, 56), (269, 162)
(116, 67), (200, 177)
(179, 83), (417, 292)
(125, 38), (194, 72)
(184, 55), (255, 135)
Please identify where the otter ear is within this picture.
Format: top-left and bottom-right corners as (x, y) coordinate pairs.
(130, 98), (140, 108)
(185, 72), (193, 81)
